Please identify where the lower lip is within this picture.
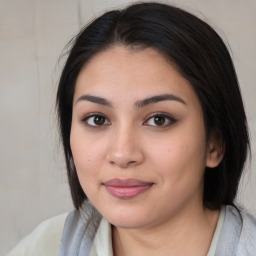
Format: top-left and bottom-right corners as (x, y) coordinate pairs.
(104, 184), (152, 199)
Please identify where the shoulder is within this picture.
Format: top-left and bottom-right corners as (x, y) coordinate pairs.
(225, 205), (256, 234)
(223, 205), (256, 255)
(235, 207), (256, 254)
(7, 213), (69, 256)
(58, 204), (102, 255)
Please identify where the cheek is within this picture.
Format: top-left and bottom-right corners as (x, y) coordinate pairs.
(70, 125), (104, 181)
(71, 141), (102, 174)
(70, 133), (104, 199)
(151, 135), (203, 162)
(149, 131), (207, 182)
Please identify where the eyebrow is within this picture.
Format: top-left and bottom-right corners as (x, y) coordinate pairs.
(135, 94), (186, 108)
(75, 93), (186, 108)
(76, 95), (112, 107)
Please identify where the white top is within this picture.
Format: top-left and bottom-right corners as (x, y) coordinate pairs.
(7, 213), (68, 256)
(89, 206), (226, 256)
(207, 206), (226, 256)
(7, 207), (226, 256)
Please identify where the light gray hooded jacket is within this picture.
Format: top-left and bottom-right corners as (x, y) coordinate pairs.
(58, 203), (256, 256)
(7, 203), (256, 256)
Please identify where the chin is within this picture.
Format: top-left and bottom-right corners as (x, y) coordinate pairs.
(109, 218), (149, 229)
(101, 207), (155, 229)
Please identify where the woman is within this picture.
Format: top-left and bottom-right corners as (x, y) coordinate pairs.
(8, 2), (255, 255)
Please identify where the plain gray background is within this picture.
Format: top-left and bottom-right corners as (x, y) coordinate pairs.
(1, 0), (255, 254)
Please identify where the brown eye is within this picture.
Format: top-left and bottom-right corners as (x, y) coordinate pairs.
(84, 114), (110, 127)
(94, 115), (105, 125)
(144, 114), (176, 127)
(154, 115), (166, 126)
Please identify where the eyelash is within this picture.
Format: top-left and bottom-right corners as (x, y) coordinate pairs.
(144, 112), (177, 127)
(81, 112), (176, 128)
(82, 113), (111, 128)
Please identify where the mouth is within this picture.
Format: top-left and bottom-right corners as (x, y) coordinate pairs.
(103, 178), (154, 199)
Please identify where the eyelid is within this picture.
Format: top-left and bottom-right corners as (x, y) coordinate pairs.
(80, 112), (176, 128)
(81, 112), (111, 127)
(143, 112), (177, 126)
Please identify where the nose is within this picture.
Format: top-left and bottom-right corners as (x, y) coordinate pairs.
(106, 127), (144, 168)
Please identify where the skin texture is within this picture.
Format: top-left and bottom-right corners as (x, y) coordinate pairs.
(70, 46), (223, 255)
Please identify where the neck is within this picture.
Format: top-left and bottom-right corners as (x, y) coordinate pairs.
(112, 204), (220, 256)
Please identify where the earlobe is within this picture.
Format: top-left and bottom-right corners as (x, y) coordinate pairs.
(206, 141), (225, 168)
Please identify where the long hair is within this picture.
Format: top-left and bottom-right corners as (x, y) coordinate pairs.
(56, 2), (250, 210)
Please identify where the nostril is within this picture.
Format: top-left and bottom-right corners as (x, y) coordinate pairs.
(128, 161), (136, 165)
(109, 160), (137, 168)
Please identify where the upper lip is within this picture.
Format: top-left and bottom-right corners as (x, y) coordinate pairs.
(103, 178), (153, 187)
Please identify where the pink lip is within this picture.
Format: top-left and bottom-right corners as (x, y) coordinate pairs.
(103, 179), (153, 199)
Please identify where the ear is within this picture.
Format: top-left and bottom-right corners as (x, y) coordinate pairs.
(206, 138), (225, 168)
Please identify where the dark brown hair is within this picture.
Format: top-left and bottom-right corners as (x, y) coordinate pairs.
(56, 2), (250, 210)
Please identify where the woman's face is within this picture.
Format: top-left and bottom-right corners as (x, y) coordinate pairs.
(70, 46), (219, 229)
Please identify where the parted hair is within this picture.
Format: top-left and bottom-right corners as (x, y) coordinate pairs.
(56, 2), (250, 210)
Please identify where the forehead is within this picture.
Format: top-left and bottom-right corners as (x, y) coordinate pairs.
(74, 46), (198, 106)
